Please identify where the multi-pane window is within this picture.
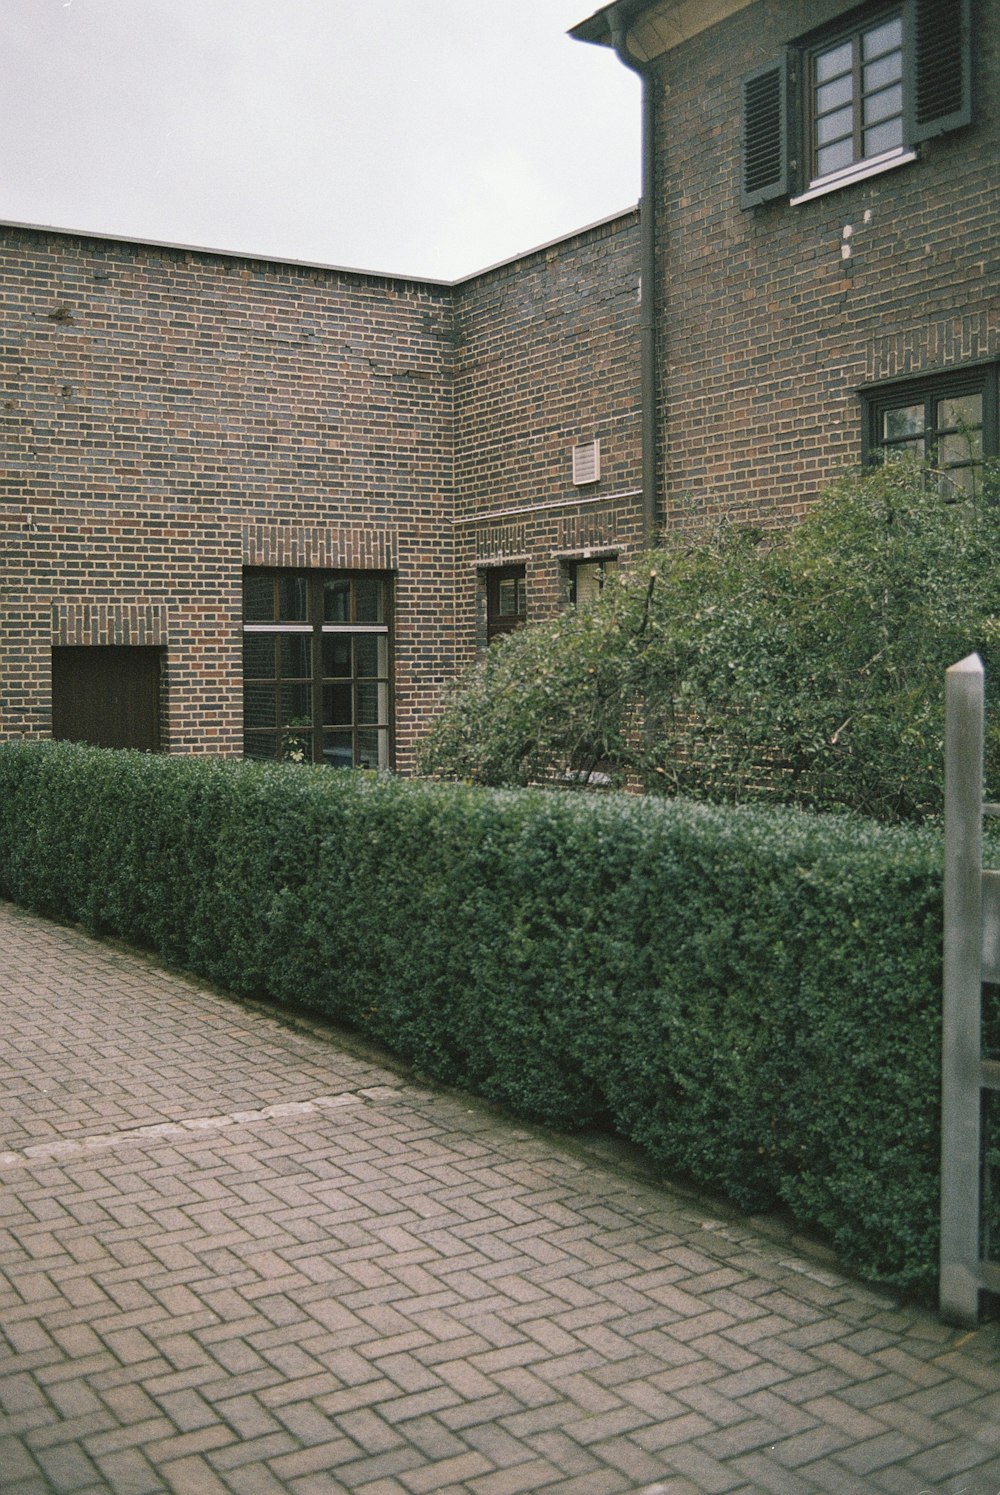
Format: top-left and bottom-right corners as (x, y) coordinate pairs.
(740, 0), (972, 209)
(863, 369), (998, 497)
(243, 570), (392, 768)
(486, 566), (526, 643)
(811, 14), (904, 181)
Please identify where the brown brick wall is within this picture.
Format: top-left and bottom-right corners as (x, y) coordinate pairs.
(0, 229), (456, 767)
(652, 0), (1000, 530)
(453, 212), (643, 668)
(0, 213), (642, 764)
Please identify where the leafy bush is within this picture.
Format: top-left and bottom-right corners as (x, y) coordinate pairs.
(0, 742), (946, 1295)
(420, 463), (1000, 820)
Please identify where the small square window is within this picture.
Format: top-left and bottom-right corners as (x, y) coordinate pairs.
(568, 558), (618, 608)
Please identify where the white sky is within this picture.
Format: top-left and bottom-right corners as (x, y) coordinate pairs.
(1, 0), (640, 282)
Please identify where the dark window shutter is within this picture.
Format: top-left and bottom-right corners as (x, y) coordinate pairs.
(740, 58), (790, 208)
(905, 0), (972, 143)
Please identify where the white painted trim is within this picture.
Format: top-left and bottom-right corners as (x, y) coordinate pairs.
(243, 623), (311, 633)
(453, 488), (641, 526)
(243, 623), (388, 633)
(790, 147), (917, 206)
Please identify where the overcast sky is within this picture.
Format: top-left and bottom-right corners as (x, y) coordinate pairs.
(1, 0), (640, 282)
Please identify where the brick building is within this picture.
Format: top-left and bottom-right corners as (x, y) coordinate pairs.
(573, 0), (998, 529)
(0, 211), (641, 768)
(7, 0), (988, 771)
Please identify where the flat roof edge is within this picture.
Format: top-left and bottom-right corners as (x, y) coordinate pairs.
(0, 210), (640, 289)
(451, 207), (639, 285)
(0, 218), (454, 287)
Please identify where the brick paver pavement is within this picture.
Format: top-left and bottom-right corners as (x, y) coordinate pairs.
(0, 900), (997, 1495)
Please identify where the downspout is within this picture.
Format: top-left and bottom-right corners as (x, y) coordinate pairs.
(608, 12), (658, 546)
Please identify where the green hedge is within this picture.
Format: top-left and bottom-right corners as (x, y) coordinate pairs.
(0, 742), (945, 1295)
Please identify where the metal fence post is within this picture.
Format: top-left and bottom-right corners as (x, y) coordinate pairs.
(941, 653), (984, 1326)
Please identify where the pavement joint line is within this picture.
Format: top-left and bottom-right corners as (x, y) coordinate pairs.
(0, 1088), (404, 1169)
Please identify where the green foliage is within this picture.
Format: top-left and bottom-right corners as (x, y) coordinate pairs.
(0, 741), (946, 1295)
(418, 586), (647, 790)
(420, 463), (1000, 820)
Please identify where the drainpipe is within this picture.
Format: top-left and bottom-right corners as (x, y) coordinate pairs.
(608, 12), (658, 546)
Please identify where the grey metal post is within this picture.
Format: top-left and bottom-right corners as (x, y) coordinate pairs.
(941, 652), (984, 1326)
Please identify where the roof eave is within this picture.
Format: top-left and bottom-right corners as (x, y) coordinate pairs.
(570, 0), (756, 61)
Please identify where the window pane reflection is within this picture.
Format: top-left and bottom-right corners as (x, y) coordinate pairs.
(938, 394), (983, 432)
(278, 576), (308, 621)
(356, 681), (384, 725)
(244, 575), (274, 622)
(280, 635), (311, 678)
(324, 683), (353, 726)
(817, 139), (854, 176)
(940, 430), (983, 466)
(864, 84), (902, 127)
(864, 118), (903, 155)
(279, 684), (311, 724)
(883, 405), (925, 440)
(863, 17), (901, 59)
(324, 579), (351, 623)
(243, 635), (275, 678)
(355, 634), (387, 677)
(243, 732), (274, 760)
(816, 41), (852, 82)
(245, 684), (276, 729)
(818, 105), (854, 145)
(356, 729), (387, 770)
(323, 733), (354, 769)
(817, 75), (852, 113)
(322, 636), (352, 677)
(355, 578), (383, 622)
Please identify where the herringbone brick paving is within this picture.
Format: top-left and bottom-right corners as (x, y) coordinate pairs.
(0, 901), (997, 1494)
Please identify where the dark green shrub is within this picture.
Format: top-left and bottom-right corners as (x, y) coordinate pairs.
(0, 741), (947, 1294)
(420, 462), (1000, 821)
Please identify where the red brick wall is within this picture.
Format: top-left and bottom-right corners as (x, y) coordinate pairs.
(651, 0), (1000, 530)
(0, 213), (642, 764)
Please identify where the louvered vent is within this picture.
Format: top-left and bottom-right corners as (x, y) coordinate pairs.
(572, 440), (601, 486)
(913, 0), (966, 129)
(742, 64), (784, 200)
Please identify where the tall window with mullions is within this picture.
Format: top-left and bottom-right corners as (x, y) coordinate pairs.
(242, 570), (392, 769)
(863, 368), (998, 499)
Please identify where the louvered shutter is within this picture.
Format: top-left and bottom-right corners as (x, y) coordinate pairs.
(740, 58), (791, 208)
(904, 0), (972, 143)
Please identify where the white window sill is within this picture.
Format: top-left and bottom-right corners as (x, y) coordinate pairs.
(790, 146), (917, 206)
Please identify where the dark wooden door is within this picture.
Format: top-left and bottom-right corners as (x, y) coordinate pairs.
(51, 647), (161, 751)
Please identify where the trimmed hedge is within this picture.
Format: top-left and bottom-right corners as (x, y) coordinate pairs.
(0, 741), (945, 1295)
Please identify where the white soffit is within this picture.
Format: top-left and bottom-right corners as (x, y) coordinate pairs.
(627, 0), (756, 61)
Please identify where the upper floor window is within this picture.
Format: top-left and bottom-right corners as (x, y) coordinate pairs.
(243, 570), (392, 769)
(862, 366), (998, 498)
(811, 14), (904, 181)
(740, 0), (972, 209)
